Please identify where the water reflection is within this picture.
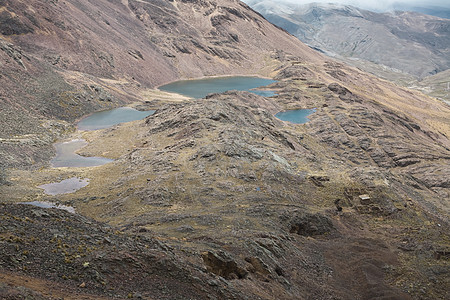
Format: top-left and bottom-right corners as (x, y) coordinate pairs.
(159, 76), (276, 99)
(51, 139), (113, 168)
(78, 107), (155, 131)
(38, 177), (89, 195)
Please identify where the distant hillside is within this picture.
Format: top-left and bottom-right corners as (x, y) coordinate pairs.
(392, 4), (450, 19)
(246, 1), (450, 79)
(411, 68), (450, 105)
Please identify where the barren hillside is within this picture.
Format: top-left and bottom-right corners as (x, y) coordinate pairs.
(0, 1), (449, 299)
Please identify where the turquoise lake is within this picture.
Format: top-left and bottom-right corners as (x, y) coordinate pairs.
(52, 77), (276, 169)
(78, 107), (155, 131)
(275, 109), (316, 124)
(53, 108), (154, 168)
(158, 76), (276, 99)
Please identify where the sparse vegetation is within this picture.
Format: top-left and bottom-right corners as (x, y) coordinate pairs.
(0, 0), (448, 299)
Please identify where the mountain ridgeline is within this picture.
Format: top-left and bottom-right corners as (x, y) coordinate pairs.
(0, 0), (449, 299)
(246, 1), (450, 78)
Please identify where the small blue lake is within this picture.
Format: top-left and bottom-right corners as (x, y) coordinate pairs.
(38, 177), (89, 195)
(275, 109), (316, 124)
(78, 107), (155, 131)
(52, 108), (154, 168)
(51, 139), (113, 168)
(158, 76), (276, 99)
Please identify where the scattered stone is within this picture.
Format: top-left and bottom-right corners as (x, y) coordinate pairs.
(245, 257), (271, 275)
(31, 209), (50, 218)
(434, 249), (450, 260)
(309, 175), (330, 187)
(0, 39), (26, 67)
(334, 199), (343, 212)
(327, 83), (350, 95)
(177, 225), (195, 233)
(207, 279), (219, 286)
(128, 49), (144, 60)
(359, 194), (371, 205)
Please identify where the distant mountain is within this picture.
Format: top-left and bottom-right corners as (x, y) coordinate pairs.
(411, 68), (450, 105)
(393, 4), (450, 19)
(246, 1), (450, 79)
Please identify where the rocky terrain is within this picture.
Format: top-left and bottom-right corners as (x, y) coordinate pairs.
(245, 1), (450, 103)
(245, 1), (450, 78)
(1, 0), (449, 299)
(0, 203), (231, 299)
(0, 0), (318, 168)
(409, 69), (450, 105)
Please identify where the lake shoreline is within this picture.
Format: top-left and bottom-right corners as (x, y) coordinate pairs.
(154, 74), (275, 89)
(158, 76), (276, 99)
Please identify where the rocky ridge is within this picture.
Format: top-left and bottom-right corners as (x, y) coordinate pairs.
(246, 1), (450, 78)
(0, 0), (449, 299)
(245, 1), (450, 104)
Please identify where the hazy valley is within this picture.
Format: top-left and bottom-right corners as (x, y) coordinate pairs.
(245, 0), (450, 104)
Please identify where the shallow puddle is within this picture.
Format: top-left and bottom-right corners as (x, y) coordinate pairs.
(159, 76), (276, 99)
(38, 177), (89, 195)
(51, 139), (113, 168)
(20, 201), (76, 213)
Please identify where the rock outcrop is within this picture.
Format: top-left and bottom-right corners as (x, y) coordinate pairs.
(0, 203), (230, 299)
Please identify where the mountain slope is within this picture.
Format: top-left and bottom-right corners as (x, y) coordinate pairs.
(392, 4), (450, 19)
(0, 0), (449, 299)
(0, 0), (320, 168)
(410, 68), (450, 104)
(246, 1), (450, 79)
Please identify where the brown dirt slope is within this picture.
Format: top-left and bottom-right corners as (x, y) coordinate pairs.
(0, 203), (236, 299)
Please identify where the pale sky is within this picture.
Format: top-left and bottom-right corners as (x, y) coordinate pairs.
(243, 0), (450, 12)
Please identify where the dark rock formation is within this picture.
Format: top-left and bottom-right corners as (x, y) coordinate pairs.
(287, 213), (334, 236)
(0, 10), (34, 35)
(0, 203), (226, 299)
(202, 251), (248, 279)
